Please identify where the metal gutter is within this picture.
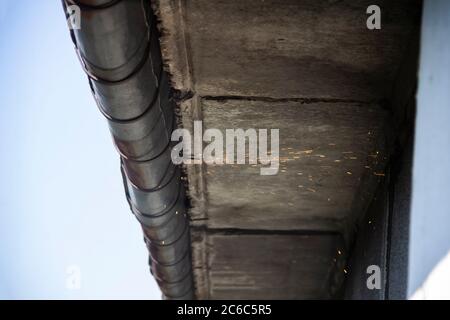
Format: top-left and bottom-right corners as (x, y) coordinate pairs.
(62, 0), (194, 299)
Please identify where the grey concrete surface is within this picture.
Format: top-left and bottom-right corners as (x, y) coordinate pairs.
(154, 0), (422, 299)
(193, 231), (346, 299)
(202, 99), (386, 233)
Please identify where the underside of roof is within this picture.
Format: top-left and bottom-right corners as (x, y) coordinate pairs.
(151, 0), (421, 299)
(64, 0), (422, 299)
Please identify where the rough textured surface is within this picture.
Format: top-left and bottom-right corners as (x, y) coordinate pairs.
(155, 0), (421, 100)
(186, 0), (420, 100)
(202, 99), (387, 233)
(206, 233), (345, 299)
(153, 0), (422, 299)
(344, 177), (390, 299)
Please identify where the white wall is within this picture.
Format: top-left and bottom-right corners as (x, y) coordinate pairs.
(409, 0), (450, 298)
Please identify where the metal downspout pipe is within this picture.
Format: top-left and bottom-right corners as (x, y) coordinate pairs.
(62, 0), (194, 299)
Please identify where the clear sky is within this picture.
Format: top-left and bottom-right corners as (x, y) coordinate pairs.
(0, 0), (161, 299)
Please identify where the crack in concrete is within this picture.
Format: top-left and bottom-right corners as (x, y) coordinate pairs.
(202, 95), (384, 105)
(192, 226), (343, 237)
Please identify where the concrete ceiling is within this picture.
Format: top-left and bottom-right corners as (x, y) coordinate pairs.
(153, 0), (422, 299)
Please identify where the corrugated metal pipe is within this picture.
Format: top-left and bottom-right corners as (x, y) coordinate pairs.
(62, 0), (194, 299)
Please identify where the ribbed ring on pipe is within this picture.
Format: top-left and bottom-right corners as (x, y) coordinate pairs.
(69, 0), (151, 82)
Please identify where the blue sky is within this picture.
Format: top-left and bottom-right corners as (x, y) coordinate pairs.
(0, 0), (160, 299)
